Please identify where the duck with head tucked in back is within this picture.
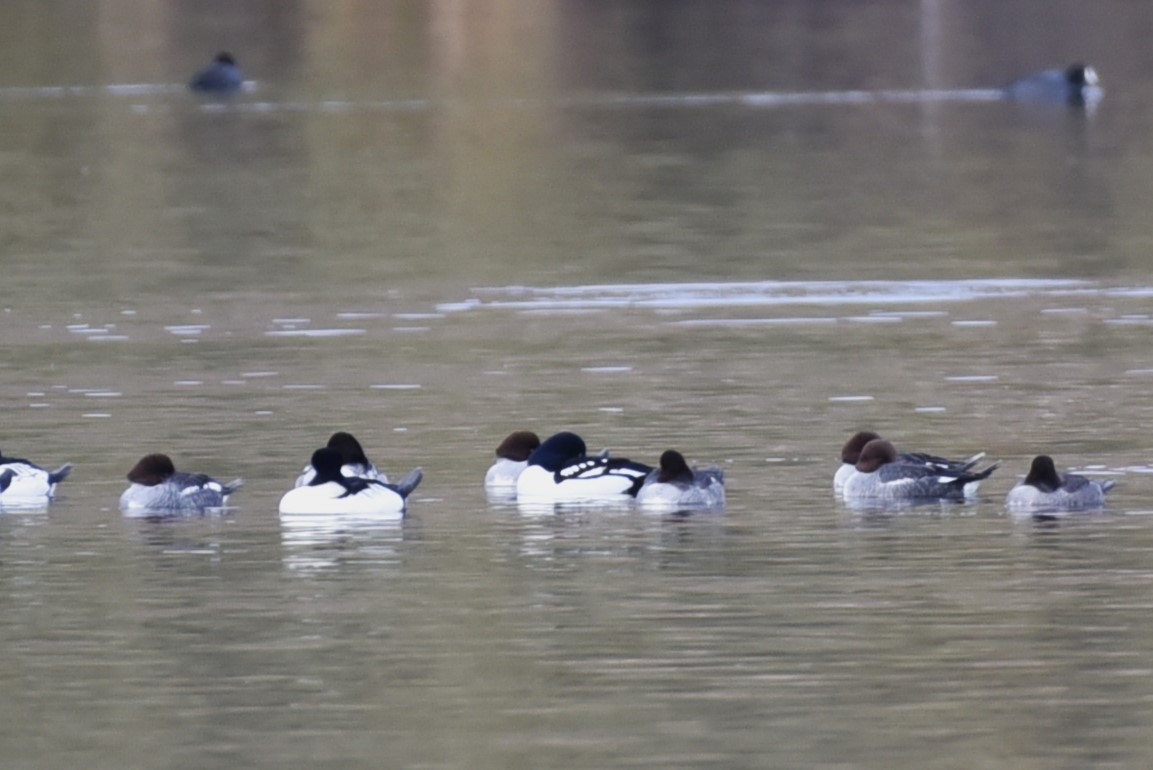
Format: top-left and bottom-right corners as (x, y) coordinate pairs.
(0, 448), (72, 504)
(119, 454), (242, 515)
(515, 431), (651, 504)
(484, 431), (542, 497)
(834, 430), (990, 494)
(280, 447), (422, 517)
(636, 449), (725, 510)
(842, 439), (997, 502)
(1005, 455), (1116, 511)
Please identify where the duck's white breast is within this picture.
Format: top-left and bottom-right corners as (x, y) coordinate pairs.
(485, 458), (527, 490)
(833, 463), (856, 493)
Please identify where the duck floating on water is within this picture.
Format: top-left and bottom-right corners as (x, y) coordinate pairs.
(1003, 63), (1102, 107)
(636, 449), (725, 510)
(188, 52), (244, 94)
(842, 439), (998, 503)
(515, 431), (650, 504)
(834, 431), (989, 495)
(0, 449), (71, 504)
(119, 454), (242, 515)
(1005, 455), (1115, 512)
(279, 447), (422, 518)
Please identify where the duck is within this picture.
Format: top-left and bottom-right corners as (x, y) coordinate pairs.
(515, 431), (652, 504)
(294, 431), (388, 488)
(1005, 455), (1116, 511)
(1003, 63), (1102, 106)
(834, 431), (989, 494)
(636, 450), (725, 509)
(484, 431), (542, 496)
(0, 449), (72, 502)
(841, 439), (998, 502)
(119, 454), (243, 514)
(279, 447), (422, 517)
(188, 52), (245, 94)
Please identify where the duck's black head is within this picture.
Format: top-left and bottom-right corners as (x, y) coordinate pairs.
(1065, 63), (1097, 88)
(496, 431), (542, 462)
(127, 454), (176, 486)
(327, 432), (370, 466)
(1024, 455), (1061, 493)
(309, 447), (346, 485)
(529, 431), (587, 472)
(1064, 63), (1100, 106)
(657, 449), (694, 484)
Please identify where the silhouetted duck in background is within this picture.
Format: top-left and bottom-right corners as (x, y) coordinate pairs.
(1004, 63), (1101, 106)
(189, 52), (244, 94)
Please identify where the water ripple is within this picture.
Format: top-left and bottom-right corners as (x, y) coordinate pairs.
(439, 278), (1093, 313)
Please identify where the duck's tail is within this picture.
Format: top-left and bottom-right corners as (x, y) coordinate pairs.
(696, 466), (725, 486)
(973, 461), (999, 480)
(48, 463), (73, 485)
(958, 452), (987, 472)
(394, 468), (423, 498)
(222, 478), (244, 496)
(1099, 479), (1118, 494)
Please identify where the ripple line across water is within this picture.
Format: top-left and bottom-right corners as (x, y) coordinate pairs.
(438, 278), (1092, 313)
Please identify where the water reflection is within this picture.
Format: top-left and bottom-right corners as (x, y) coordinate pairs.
(508, 500), (728, 569)
(279, 512), (407, 574)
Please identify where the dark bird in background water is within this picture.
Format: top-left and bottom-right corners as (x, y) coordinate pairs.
(1004, 63), (1101, 107)
(189, 52), (244, 94)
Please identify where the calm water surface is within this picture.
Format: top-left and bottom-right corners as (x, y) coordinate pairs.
(3, 1), (1153, 767)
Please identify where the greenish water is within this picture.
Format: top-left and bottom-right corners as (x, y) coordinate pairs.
(2, 1), (1153, 768)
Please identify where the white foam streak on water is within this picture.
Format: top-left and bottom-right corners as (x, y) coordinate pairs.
(670, 317), (839, 326)
(0, 83), (182, 98)
(265, 329), (366, 338)
(0, 83), (1009, 113)
(592, 88), (1006, 109)
(844, 315), (903, 323)
(440, 278), (1093, 313)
